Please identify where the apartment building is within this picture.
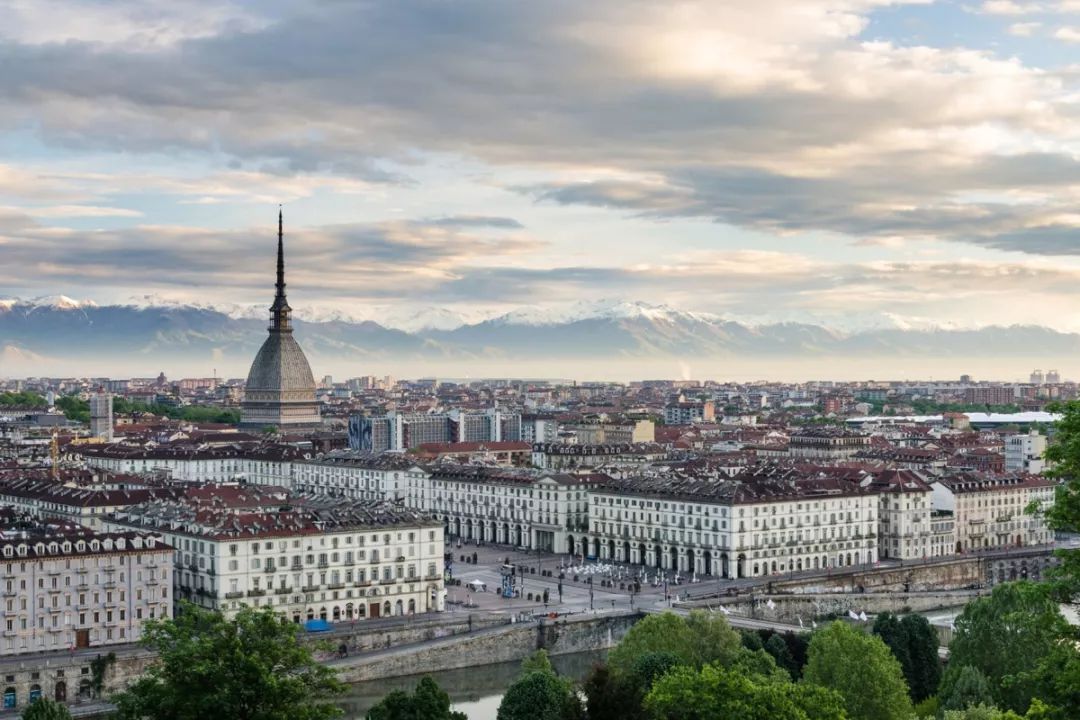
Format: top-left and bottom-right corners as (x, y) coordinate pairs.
(415, 466), (599, 555)
(588, 468), (878, 578)
(0, 514), (172, 657)
(931, 473), (1056, 552)
(105, 490), (444, 622)
(862, 469), (934, 560)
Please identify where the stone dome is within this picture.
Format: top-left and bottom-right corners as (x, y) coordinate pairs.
(244, 332), (316, 396)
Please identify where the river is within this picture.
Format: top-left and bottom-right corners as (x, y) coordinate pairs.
(339, 650), (608, 720)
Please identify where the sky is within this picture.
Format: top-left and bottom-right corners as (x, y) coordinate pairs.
(3, 0), (1080, 333)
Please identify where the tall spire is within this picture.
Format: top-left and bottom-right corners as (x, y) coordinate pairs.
(270, 206), (292, 331)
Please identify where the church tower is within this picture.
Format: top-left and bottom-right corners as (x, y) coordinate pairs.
(240, 210), (321, 431)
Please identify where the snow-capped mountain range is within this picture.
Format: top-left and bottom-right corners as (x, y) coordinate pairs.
(2, 295), (1078, 376)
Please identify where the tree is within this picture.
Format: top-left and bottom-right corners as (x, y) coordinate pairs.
(644, 663), (845, 720)
(607, 611), (739, 676)
(111, 603), (345, 720)
(802, 621), (913, 720)
(582, 663), (641, 720)
(872, 613), (941, 702)
(20, 700), (73, 720)
(940, 666), (995, 713)
(943, 582), (1067, 713)
(497, 670), (582, 720)
(941, 705), (1026, 720)
(1041, 399), (1080, 601)
(900, 614), (942, 702)
(366, 677), (466, 720)
(764, 634), (798, 679)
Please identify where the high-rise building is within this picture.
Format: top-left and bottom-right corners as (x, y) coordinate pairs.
(89, 390), (113, 441)
(1030, 369), (1045, 385)
(240, 211), (321, 431)
(1047, 369), (1061, 384)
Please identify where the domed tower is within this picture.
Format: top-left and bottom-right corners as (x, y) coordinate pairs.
(240, 210), (321, 431)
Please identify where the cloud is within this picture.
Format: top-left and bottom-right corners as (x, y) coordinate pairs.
(1054, 26), (1080, 41)
(1009, 22), (1043, 35)
(0, 211), (542, 302)
(18, 205), (143, 218)
(979, 1), (1044, 14)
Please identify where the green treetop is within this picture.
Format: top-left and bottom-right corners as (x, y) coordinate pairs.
(802, 621), (913, 720)
(111, 603), (345, 720)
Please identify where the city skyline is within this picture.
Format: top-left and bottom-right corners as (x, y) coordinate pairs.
(3, 1), (1080, 344)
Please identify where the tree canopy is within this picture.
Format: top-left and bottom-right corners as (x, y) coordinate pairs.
(20, 699), (73, 720)
(871, 612), (941, 702)
(497, 650), (582, 720)
(111, 603), (344, 720)
(365, 676), (466, 720)
(943, 582), (1068, 714)
(802, 621), (913, 720)
(606, 611), (741, 676)
(644, 662), (846, 720)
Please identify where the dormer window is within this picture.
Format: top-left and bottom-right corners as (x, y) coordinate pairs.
(90, 540), (100, 552)
(76, 541), (85, 552)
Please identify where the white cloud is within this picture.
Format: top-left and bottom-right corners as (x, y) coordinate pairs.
(1009, 21), (1043, 35)
(18, 205), (143, 219)
(980, 1), (1044, 14)
(1054, 26), (1080, 40)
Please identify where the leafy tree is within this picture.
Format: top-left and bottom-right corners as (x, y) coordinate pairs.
(872, 613), (941, 702)
(644, 663), (845, 720)
(741, 630), (764, 651)
(522, 649), (555, 675)
(942, 705), (1026, 720)
(802, 621), (913, 720)
(764, 633), (798, 679)
(1042, 400), (1080, 601)
(582, 663), (640, 720)
(1016, 641), (1080, 720)
(608, 611), (739, 676)
(900, 614), (942, 702)
(497, 670), (582, 720)
(21, 699), (73, 720)
(940, 666), (995, 713)
(0, 391), (47, 408)
(630, 651), (682, 689)
(943, 582), (1067, 713)
(366, 677), (466, 720)
(111, 603), (344, 720)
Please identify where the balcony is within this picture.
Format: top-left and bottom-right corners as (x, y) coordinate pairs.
(246, 589), (266, 598)
(224, 591), (244, 599)
(301, 585), (320, 593)
(263, 566), (276, 574)
(274, 587), (293, 595)
(317, 562), (329, 569)
(379, 578), (396, 585)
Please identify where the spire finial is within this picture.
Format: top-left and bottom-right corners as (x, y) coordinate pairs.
(270, 206), (291, 331)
